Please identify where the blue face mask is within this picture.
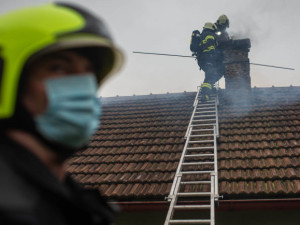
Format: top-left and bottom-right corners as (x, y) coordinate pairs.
(35, 74), (101, 149)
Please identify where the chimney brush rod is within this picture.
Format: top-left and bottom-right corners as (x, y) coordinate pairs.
(248, 63), (294, 70)
(133, 51), (295, 70)
(133, 51), (194, 58)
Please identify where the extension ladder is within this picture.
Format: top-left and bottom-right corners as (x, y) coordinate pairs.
(164, 86), (219, 225)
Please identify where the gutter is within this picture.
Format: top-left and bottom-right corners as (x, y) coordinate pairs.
(112, 198), (300, 212)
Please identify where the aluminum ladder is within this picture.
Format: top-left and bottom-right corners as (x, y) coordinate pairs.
(164, 86), (219, 225)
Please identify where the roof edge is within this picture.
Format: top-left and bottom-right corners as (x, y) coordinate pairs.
(111, 198), (300, 212)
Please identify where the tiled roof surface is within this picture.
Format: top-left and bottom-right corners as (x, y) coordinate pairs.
(66, 87), (300, 201)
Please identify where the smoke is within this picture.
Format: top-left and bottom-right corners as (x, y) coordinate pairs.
(228, 0), (300, 47)
(228, 9), (268, 48)
(219, 86), (300, 120)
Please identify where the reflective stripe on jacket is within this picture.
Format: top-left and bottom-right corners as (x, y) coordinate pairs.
(198, 29), (217, 54)
(201, 83), (212, 89)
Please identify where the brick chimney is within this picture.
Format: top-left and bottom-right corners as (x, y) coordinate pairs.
(221, 39), (251, 94)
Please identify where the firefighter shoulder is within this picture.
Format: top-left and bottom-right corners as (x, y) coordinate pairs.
(199, 22), (217, 55)
(190, 22), (218, 57)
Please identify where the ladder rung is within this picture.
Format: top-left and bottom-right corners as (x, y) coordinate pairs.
(188, 140), (214, 143)
(195, 106), (215, 110)
(196, 107), (215, 110)
(190, 124), (216, 127)
(194, 115), (215, 118)
(182, 162), (214, 166)
(181, 181), (211, 184)
(198, 95), (215, 98)
(198, 103), (214, 107)
(174, 205), (211, 210)
(185, 154), (214, 157)
(177, 192), (211, 197)
(169, 219), (211, 224)
(186, 146), (214, 150)
(181, 171), (214, 174)
(189, 134), (214, 137)
(184, 154), (214, 158)
(200, 102), (215, 105)
(197, 106), (214, 110)
(199, 94), (215, 97)
(193, 119), (216, 122)
(191, 129), (214, 132)
(195, 110), (216, 114)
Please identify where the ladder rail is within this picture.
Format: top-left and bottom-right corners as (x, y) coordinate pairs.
(215, 94), (219, 137)
(164, 175), (182, 225)
(172, 86), (202, 197)
(193, 85), (201, 107)
(211, 173), (215, 225)
(184, 104), (199, 138)
(168, 127), (192, 197)
(213, 125), (219, 198)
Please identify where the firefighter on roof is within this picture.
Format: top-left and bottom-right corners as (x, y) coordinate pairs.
(190, 22), (221, 102)
(214, 14), (230, 82)
(214, 14), (230, 43)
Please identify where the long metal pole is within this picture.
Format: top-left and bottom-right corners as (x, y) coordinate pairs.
(248, 62), (294, 70)
(133, 51), (194, 58)
(133, 51), (295, 70)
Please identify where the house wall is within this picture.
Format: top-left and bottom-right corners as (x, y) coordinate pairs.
(115, 209), (300, 225)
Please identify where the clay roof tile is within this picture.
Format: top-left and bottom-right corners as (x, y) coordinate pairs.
(65, 89), (300, 200)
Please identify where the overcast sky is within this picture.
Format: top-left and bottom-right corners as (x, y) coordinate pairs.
(1, 0), (299, 97)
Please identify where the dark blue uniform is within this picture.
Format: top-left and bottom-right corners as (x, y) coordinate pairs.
(196, 28), (221, 101)
(0, 137), (116, 225)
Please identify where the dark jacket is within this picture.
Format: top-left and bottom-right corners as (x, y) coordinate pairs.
(196, 28), (218, 70)
(198, 28), (217, 55)
(0, 137), (116, 225)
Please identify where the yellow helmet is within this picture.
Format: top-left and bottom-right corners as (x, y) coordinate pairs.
(216, 14), (229, 28)
(0, 2), (124, 120)
(203, 22), (217, 31)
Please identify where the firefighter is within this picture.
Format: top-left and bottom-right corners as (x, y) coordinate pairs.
(195, 22), (221, 102)
(214, 14), (230, 43)
(0, 2), (123, 225)
(214, 14), (230, 83)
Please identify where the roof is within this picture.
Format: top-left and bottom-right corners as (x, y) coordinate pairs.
(66, 86), (300, 201)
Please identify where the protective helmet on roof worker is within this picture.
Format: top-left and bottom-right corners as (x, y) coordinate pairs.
(215, 14), (230, 41)
(216, 14), (229, 28)
(203, 22), (217, 31)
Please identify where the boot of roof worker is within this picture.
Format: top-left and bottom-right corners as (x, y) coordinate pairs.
(200, 83), (212, 102)
(211, 85), (217, 95)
